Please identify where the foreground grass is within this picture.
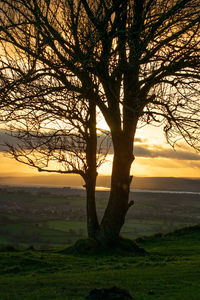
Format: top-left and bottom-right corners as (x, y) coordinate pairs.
(0, 225), (200, 300)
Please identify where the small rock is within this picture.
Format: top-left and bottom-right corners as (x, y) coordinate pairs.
(86, 286), (134, 299)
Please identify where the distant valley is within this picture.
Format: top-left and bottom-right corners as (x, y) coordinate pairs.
(0, 175), (200, 192)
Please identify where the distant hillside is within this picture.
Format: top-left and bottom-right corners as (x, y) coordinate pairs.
(132, 176), (200, 192)
(0, 174), (200, 192)
(98, 176), (200, 192)
(0, 174), (83, 187)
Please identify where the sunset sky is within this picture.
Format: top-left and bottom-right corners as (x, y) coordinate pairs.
(1, 124), (200, 182)
(0, 1), (199, 186)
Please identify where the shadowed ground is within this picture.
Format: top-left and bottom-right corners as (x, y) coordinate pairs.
(0, 225), (199, 300)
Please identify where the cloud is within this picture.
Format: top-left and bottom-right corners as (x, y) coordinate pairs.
(0, 130), (18, 152)
(0, 129), (199, 162)
(134, 137), (148, 143)
(185, 161), (200, 168)
(134, 145), (200, 161)
(135, 157), (183, 169)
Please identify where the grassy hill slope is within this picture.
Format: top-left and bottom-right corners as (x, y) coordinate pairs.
(0, 225), (199, 300)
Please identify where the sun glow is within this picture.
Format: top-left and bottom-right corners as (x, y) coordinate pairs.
(1, 118), (200, 181)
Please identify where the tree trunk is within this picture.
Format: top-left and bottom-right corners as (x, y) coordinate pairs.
(97, 134), (135, 245)
(86, 176), (99, 239)
(85, 100), (99, 239)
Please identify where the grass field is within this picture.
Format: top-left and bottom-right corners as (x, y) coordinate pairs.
(0, 225), (199, 299)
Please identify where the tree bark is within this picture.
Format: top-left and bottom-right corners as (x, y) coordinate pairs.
(97, 133), (135, 245)
(85, 100), (99, 239)
(85, 175), (99, 239)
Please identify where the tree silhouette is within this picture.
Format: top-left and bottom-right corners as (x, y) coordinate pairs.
(0, 79), (109, 238)
(0, 0), (200, 246)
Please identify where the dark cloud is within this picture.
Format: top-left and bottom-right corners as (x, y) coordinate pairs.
(0, 129), (199, 161)
(134, 145), (200, 161)
(0, 130), (17, 152)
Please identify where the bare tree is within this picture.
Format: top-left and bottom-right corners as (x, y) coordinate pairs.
(0, 0), (200, 246)
(0, 77), (109, 238)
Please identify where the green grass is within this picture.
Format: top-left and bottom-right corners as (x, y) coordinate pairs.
(122, 218), (197, 239)
(0, 222), (74, 248)
(45, 220), (86, 233)
(36, 196), (70, 205)
(0, 225), (199, 299)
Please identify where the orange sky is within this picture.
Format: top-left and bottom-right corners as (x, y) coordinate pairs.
(1, 125), (200, 181)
